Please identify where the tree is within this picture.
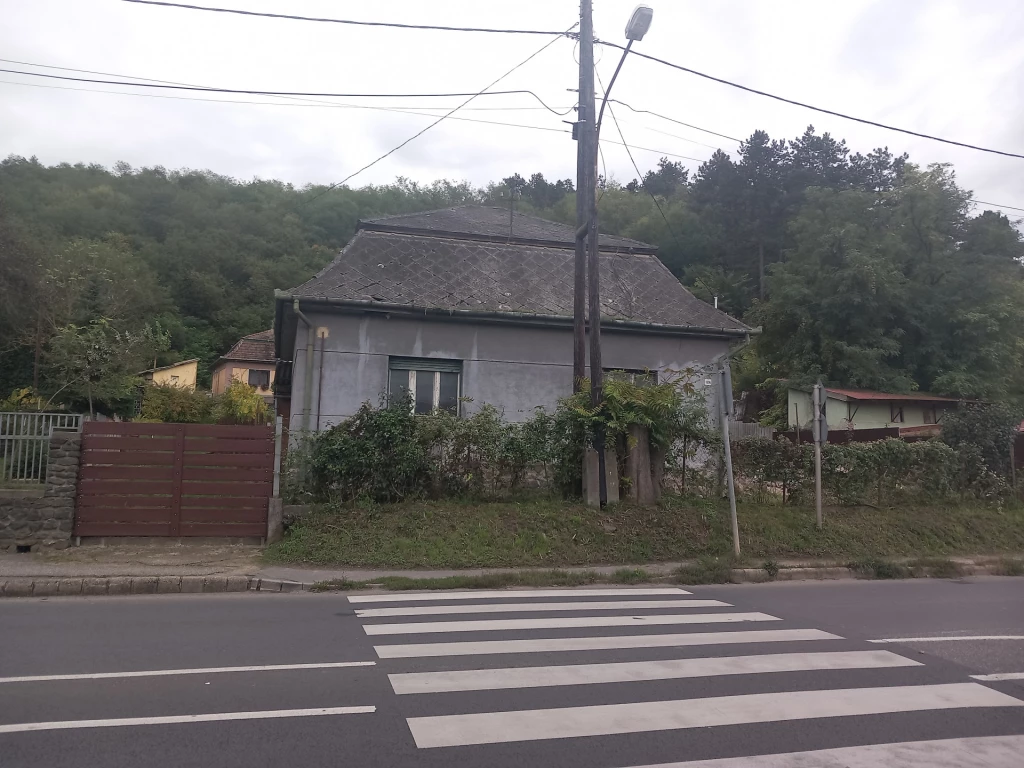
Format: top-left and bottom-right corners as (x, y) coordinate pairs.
(627, 157), (688, 197)
(47, 320), (169, 416)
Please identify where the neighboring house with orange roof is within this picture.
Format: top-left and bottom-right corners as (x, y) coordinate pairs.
(212, 330), (276, 401)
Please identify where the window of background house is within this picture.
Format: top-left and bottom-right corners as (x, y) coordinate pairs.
(248, 369), (270, 389)
(388, 357), (461, 415)
(890, 403), (904, 423)
(604, 368), (658, 387)
(923, 405), (938, 424)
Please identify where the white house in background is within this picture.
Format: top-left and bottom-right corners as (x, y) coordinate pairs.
(787, 387), (966, 437)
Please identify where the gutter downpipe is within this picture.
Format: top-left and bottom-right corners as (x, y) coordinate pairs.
(292, 299), (315, 435)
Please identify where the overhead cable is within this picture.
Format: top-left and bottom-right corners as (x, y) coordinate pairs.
(0, 67), (574, 116)
(302, 24), (577, 203)
(121, 0), (572, 36)
(598, 40), (1024, 160)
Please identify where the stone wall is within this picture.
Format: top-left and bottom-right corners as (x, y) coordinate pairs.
(0, 431), (80, 550)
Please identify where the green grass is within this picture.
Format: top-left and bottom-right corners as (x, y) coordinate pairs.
(673, 557), (733, 585)
(265, 494), (1024, 569)
(311, 570), (607, 592)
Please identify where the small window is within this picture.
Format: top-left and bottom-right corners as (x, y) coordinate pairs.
(248, 369), (270, 389)
(605, 368), (658, 387)
(890, 403), (904, 423)
(389, 357), (462, 415)
(169, 375), (179, 384)
(923, 406), (937, 425)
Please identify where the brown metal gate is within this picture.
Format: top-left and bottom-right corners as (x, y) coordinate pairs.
(75, 422), (274, 537)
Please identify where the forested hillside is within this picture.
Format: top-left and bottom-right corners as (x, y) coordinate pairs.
(1, 124), (1022, 418)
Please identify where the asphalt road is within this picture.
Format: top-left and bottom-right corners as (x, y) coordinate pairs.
(1, 577), (1022, 768)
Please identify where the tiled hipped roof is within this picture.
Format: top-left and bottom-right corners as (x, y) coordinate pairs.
(287, 205), (747, 333)
(360, 205), (654, 252)
(221, 330), (275, 363)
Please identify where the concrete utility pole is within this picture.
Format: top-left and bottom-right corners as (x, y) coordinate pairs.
(578, 0), (608, 505)
(572, 1), (593, 393)
(718, 363), (741, 558)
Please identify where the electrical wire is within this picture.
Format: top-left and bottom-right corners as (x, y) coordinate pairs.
(607, 99), (741, 143)
(597, 40), (1024, 160)
(121, 0), (573, 36)
(0, 58), (573, 112)
(0, 79), (575, 135)
(302, 24), (578, 204)
(972, 200), (1024, 214)
(0, 67), (575, 116)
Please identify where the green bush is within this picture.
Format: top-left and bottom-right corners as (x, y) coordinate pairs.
(310, 395), (431, 503)
(139, 383), (215, 423)
(733, 435), (1002, 506)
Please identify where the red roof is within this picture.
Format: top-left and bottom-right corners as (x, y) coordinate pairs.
(218, 330), (275, 364)
(825, 388), (963, 403)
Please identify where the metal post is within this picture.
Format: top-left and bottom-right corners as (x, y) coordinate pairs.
(813, 383), (823, 529)
(273, 415), (283, 498)
(718, 367), (740, 558)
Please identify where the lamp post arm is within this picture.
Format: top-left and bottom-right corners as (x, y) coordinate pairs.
(595, 39), (633, 143)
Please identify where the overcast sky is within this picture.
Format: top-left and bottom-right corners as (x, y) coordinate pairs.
(2, 0), (1022, 217)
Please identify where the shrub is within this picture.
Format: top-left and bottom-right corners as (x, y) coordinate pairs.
(310, 395), (431, 502)
(139, 383), (215, 423)
(215, 381), (271, 425)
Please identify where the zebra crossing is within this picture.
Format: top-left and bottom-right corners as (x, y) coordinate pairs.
(351, 586), (1024, 766)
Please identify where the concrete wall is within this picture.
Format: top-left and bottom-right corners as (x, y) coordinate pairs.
(288, 312), (729, 431)
(0, 431), (79, 550)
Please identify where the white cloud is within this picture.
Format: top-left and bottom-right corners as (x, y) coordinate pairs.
(1, 0), (1021, 218)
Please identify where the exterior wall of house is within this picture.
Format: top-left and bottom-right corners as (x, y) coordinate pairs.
(212, 363), (275, 397)
(788, 389), (954, 430)
(288, 312), (731, 432)
(149, 361), (197, 390)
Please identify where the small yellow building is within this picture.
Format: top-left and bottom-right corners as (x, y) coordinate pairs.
(211, 330), (276, 401)
(140, 359), (199, 390)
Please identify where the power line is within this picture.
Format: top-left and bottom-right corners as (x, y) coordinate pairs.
(972, 200), (1024, 214)
(302, 24), (577, 204)
(0, 58), (573, 112)
(0, 67), (574, 116)
(598, 40), (1024, 161)
(0, 78), (575, 136)
(122, 0), (572, 36)
(608, 99), (741, 143)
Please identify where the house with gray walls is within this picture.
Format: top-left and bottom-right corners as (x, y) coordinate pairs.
(273, 205), (750, 435)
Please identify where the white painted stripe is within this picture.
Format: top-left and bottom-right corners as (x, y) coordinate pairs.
(389, 650), (919, 694)
(621, 735), (1024, 768)
(870, 635), (1024, 643)
(347, 588), (691, 603)
(356, 599), (728, 618)
(971, 672), (1024, 681)
(374, 628), (841, 659)
(0, 706), (376, 734)
(407, 683), (1022, 748)
(0, 661), (376, 685)
(364, 612), (779, 636)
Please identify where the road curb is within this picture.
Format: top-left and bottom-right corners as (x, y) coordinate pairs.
(0, 561), (1017, 597)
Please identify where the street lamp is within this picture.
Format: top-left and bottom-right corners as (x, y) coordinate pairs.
(596, 5), (653, 142)
(585, 3), (653, 507)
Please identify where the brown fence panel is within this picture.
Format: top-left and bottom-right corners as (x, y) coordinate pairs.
(75, 422), (274, 538)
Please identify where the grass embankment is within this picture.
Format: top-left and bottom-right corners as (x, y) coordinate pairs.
(264, 495), (1024, 569)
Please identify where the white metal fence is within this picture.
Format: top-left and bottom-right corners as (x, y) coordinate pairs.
(0, 412), (82, 485)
